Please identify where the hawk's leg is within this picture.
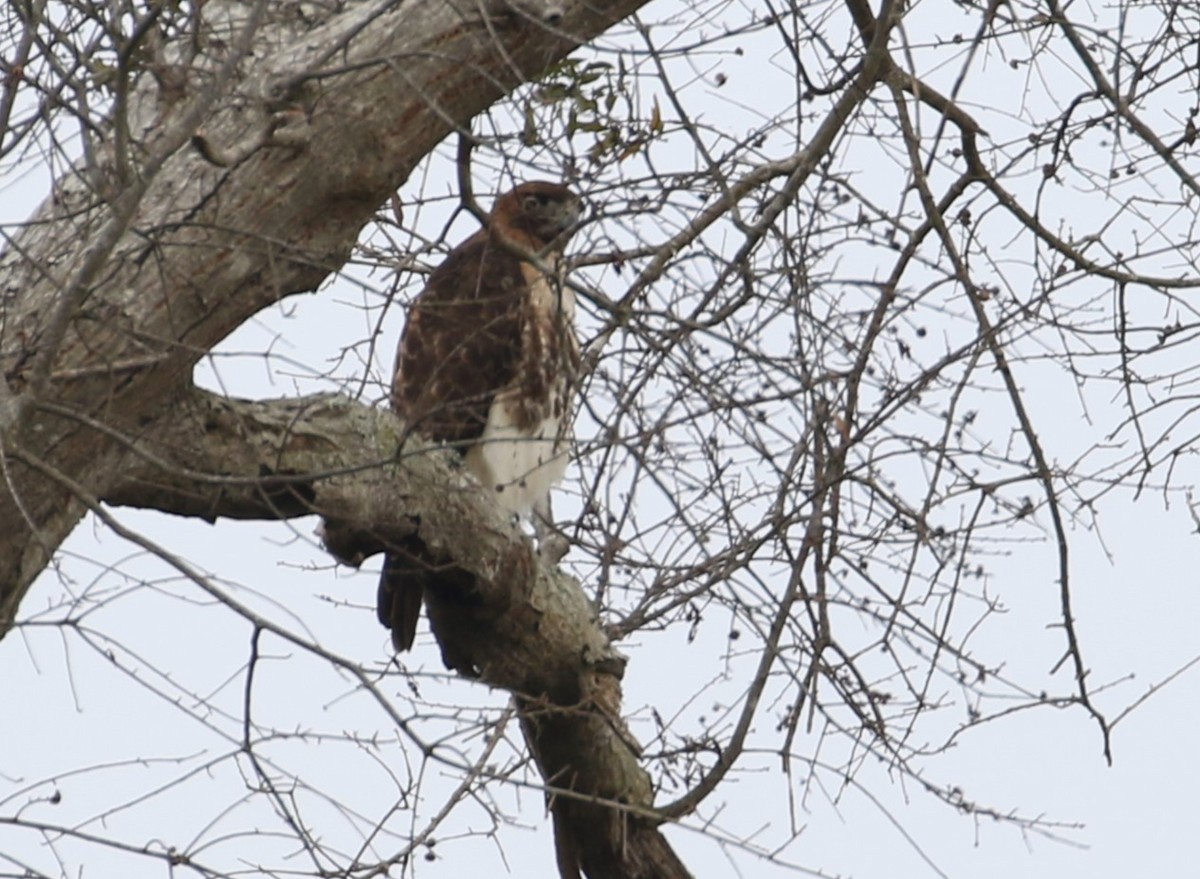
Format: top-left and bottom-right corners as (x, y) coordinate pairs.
(532, 495), (570, 565)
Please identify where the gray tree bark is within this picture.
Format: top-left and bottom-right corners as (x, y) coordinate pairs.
(0, 1), (693, 876)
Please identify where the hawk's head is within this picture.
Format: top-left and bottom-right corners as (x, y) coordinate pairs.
(492, 181), (583, 250)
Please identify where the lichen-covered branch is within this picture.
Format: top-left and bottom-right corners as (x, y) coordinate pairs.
(0, 0), (649, 635)
(88, 385), (689, 878)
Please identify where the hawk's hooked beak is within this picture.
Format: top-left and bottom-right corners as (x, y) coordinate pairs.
(562, 197), (585, 237)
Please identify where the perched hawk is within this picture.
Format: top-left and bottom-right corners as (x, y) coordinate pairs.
(377, 181), (583, 653)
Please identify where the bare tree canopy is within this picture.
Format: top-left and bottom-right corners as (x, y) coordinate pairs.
(4, 0), (1200, 877)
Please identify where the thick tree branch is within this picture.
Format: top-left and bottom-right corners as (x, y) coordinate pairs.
(0, 0), (650, 633)
(1, 4), (691, 867)
(84, 385), (689, 878)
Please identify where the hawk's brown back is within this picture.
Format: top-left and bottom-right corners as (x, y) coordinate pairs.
(391, 233), (528, 446)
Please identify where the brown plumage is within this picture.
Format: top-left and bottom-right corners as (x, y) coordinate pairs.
(378, 181), (583, 654)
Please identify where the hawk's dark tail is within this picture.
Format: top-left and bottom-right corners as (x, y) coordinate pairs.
(377, 552), (425, 652)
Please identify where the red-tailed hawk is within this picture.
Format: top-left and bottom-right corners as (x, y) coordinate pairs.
(377, 181), (583, 654)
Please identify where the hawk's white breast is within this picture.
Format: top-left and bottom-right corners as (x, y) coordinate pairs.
(463, 271), (575, 517)
(464, 397), (569, 516)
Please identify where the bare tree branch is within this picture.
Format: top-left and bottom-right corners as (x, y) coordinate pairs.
(32, 384), (690, 877)
(0, 0), (650, 632)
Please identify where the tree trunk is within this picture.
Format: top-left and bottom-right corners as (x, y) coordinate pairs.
(1, 1), (694, 876)
(0, 0), (646, 631)
(102, 386), (693, 878)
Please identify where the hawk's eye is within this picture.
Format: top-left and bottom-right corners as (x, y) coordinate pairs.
(523, 194), (544, 212)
